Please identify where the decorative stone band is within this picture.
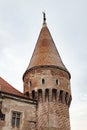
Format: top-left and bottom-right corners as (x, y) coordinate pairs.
(23, 65), (71, 81)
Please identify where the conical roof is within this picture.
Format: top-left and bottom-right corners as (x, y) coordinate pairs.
(27, 24), (67, 71)
(23, 15), (71, 80)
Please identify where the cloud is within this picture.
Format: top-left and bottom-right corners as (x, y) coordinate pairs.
(70, 101), (87, 130)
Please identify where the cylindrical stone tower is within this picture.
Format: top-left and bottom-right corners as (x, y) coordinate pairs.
(23, 14), (72, 130)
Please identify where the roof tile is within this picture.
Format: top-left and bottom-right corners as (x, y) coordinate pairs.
(0, 77), (23, 97)
(26, 25), (67, 71)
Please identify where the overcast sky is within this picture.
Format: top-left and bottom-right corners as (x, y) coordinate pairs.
(0, 0), (87, 130)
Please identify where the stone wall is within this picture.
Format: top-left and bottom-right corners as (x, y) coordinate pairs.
(0, 93), (37, 130)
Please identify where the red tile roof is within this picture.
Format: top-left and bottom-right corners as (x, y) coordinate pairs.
(26, 24), (67, 71)
(0, 77), (23, 97)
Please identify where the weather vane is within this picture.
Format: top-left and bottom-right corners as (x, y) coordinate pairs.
(43, 12), (46, 24)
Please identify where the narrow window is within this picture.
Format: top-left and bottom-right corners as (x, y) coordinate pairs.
(12, 112), (16, 127)
(30, 81), (32, 86)
(28, 81), (32, 87)
(0, 110), (5, 120)
(42, 79), (45, 84)
(12, 111), (21, 128)
(56, 79), (58, 85)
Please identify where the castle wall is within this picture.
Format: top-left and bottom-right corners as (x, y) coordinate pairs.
(0, 94), (36, 130)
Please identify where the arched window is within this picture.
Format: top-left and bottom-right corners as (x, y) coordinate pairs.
(42, 79), (45, 84)
(56, 79), (58, 85)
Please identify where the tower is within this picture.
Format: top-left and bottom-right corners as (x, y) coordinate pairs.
(23, 14), (72, 130)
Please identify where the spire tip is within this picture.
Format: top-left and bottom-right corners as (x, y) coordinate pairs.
(42, 12), (46, 25)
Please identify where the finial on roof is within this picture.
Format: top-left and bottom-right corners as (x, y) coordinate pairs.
(43, 12), (46, 25)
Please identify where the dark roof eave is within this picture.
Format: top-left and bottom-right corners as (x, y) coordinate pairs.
(0, 91), (37, 103)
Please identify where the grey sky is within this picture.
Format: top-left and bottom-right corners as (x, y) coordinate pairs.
(0, 0), (87, 130)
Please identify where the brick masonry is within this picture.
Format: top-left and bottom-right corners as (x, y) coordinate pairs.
(23, 66), (72, 130)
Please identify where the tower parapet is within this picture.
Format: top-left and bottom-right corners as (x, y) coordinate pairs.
(23, 67), (71, 106)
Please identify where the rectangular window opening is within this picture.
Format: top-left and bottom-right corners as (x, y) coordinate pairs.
(12, 111), (21, 128)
